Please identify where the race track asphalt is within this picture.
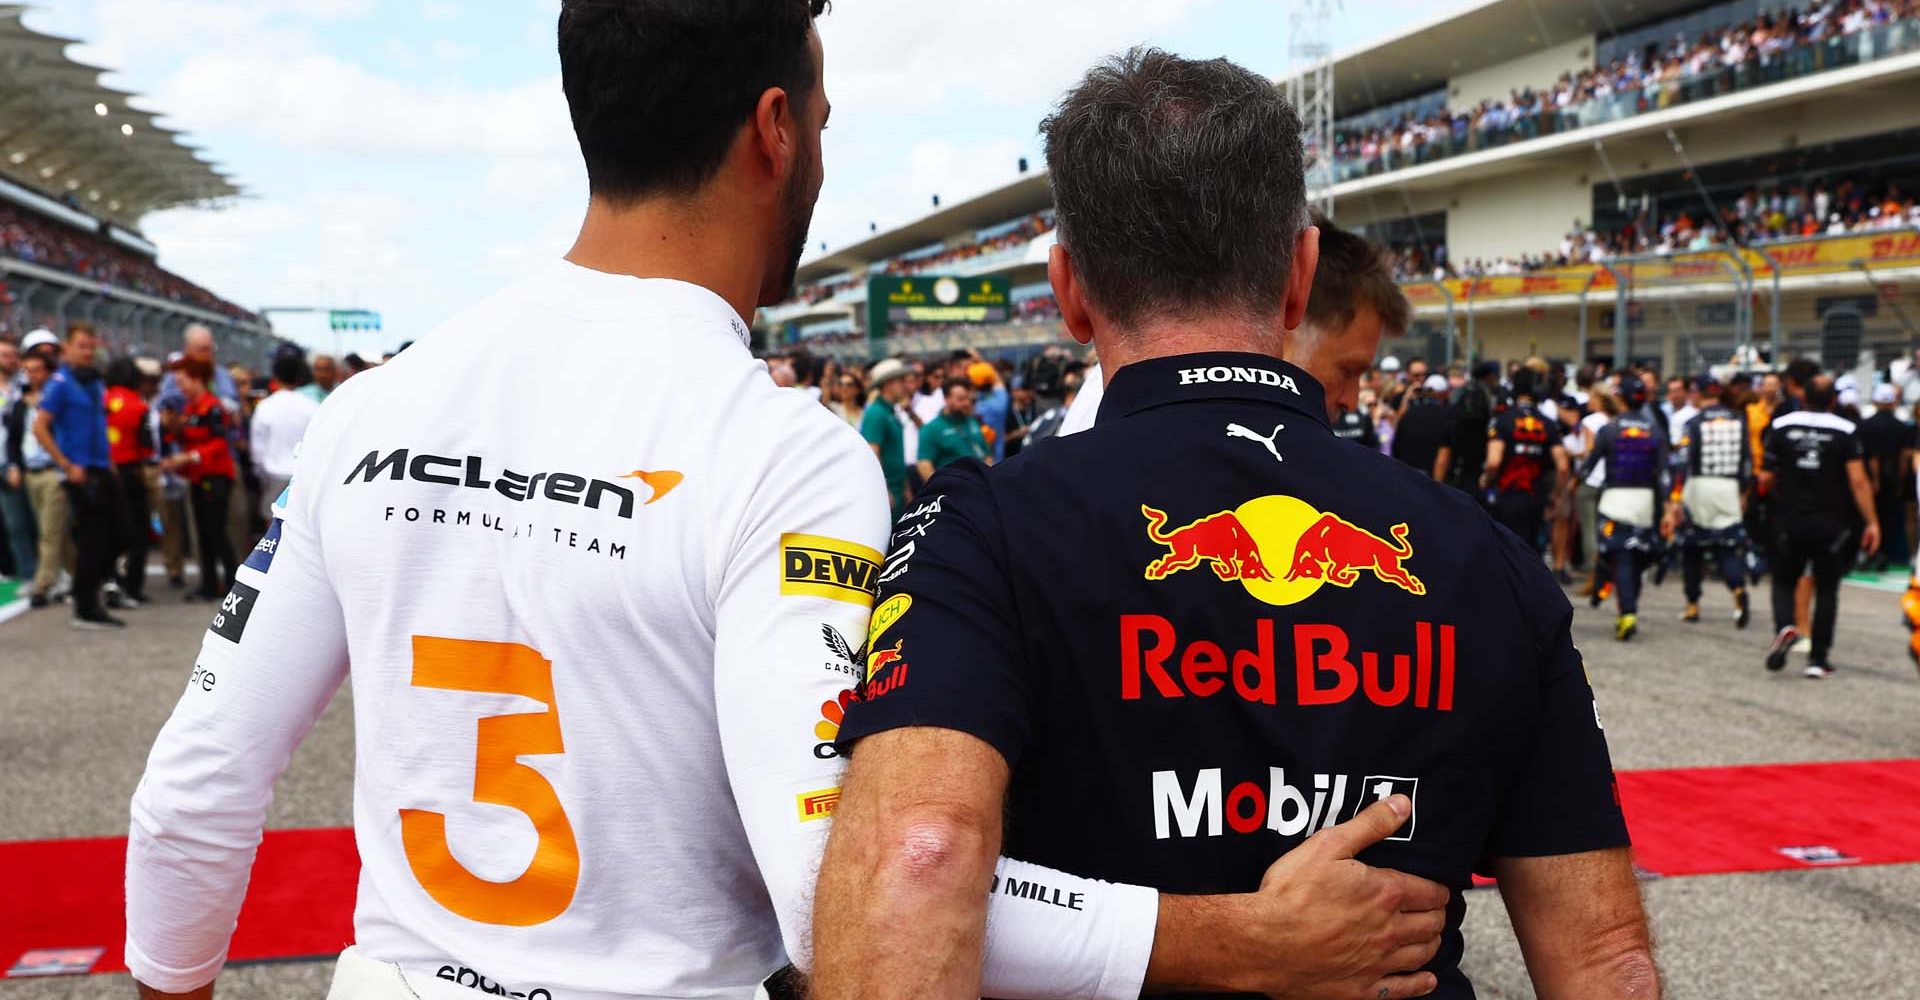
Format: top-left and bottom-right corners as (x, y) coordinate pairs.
(4, 568), (1917, 999)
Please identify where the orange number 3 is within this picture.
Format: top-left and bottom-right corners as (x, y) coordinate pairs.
(399, 636), (580, 926)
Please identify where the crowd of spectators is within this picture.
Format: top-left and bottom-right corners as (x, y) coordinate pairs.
(0, 205), (255, 321)
(0, 322), (363, 627)
(785, 212), (1057, 307)
(1333, 0), (1918, 180)
(883, 212), (1055, 277)
(1387, 174), (1920, 280)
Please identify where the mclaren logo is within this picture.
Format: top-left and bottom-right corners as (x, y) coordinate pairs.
(343, 449), (681, 519)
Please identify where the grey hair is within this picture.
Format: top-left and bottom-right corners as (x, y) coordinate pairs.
(1042, 46), (1308, 330)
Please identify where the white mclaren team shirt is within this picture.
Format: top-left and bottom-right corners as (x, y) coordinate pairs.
(125, 262), (1155, 1000)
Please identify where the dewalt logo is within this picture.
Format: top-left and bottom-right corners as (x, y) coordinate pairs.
(780, 533), (882, 607)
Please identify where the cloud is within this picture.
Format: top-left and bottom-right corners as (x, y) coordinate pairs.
(811, 136), (1032, 256)
(817, 0), (1219, 111)
(421, 1), (459, 22)
(158, 53), (572, 158)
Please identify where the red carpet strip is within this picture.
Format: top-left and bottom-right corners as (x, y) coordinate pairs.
(6, 759), (1920, 977)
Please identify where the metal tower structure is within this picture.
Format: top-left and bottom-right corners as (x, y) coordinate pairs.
(1286, 0), (1339, 219)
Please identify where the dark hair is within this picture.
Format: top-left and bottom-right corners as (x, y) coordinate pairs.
(1303, 214), (1409, 336)
(944, 380), (971, 399)
(1804, 375), (1837, 411)
(272, 353), (311, 388)
(105, 356), (140, 390)
(1042, 47), (1307, 328)
(1784, 357), (1820, 388)
(559, 0), (828, 201)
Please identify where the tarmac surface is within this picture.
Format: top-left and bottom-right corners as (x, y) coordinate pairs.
(3, 568), (1918, 999)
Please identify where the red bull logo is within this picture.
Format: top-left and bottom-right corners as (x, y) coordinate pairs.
(1144, 495), (1424, 606)
(1285, 513), (1425, 596)
(1142, 505), (1272, 582)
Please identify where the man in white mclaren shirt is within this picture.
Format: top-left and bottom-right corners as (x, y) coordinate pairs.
(126, 3), (1446, 999)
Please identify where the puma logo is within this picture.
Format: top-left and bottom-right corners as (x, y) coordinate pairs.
(1226, 422), (1285, 463)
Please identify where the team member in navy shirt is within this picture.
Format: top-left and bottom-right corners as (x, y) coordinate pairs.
(33, 324), (130, 629)
(814, 48), (1654, 1000)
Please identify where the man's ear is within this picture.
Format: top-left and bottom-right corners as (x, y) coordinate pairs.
(748, 86), (797, 192)
(1049, 244), (1095, 346)
(1282, 224), (1320, 333)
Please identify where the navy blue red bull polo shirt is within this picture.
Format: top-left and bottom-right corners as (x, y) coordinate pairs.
(835, 352), (1629, 999)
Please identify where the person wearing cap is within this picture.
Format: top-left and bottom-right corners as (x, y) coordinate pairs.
(33, 323), (130, 629)
(1857, 382), (1909, 572)
(1392, 373), (1457, 480)
(969, 359), (1010, 462)
(5, 349), (61, 601)
(861, 358), (911, 518)
(1760, 375), (1880, 677)
(1581, 373), (1670, 642)
(19, 328), (61, 376)
(1666, 375), (1752, 627)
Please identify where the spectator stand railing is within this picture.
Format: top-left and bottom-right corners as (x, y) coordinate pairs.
(2, 254), (272, 363)
(1333, 15), (1920, 183)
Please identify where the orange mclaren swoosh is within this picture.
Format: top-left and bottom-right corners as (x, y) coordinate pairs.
(621, 469), (685, 504)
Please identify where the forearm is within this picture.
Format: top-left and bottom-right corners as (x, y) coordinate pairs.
(32, 416), (68, 470)
(813, 805), (1000, 1000)
(1144, 893), (1263, 994)
(1851, 478), (1879, 528)
(1528, 925), (1660, 1000)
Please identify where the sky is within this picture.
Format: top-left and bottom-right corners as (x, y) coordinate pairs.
(23, 0), (1474, 356)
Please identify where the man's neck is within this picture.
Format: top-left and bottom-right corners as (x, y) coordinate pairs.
(565, 194), (769, 324)
(1090, 312), (1286, 374)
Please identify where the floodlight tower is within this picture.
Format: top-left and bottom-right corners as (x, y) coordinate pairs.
(1287, 0), (1339, 219)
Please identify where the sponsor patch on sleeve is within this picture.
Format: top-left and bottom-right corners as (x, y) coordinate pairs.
(780, 533), (881, 606)
(796, 786), (841, 822)
(244, 518), (283, 573)
(208, 581), (261, 644)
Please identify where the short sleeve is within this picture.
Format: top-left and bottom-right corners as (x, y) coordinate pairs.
(37, 377), (69, 419)
(859, 405), (886, 447)
(1482, 535), (1630, 864)
(916, 425), (939, 463)
(834, 460), (1033, 765)
(1842, 428), (1864, 462)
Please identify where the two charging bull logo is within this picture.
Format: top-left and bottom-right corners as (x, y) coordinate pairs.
(1142, 495), (1425, 605)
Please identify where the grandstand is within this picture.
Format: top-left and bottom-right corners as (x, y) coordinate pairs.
(759, 0), (1920, 378)
(0, 6), (270, 361)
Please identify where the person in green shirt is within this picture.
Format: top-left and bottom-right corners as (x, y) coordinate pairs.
(861, 359), (911, 518)
(917, 381), (991, 482)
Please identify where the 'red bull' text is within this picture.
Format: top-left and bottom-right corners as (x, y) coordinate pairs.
(1120, 615), (1456, 711)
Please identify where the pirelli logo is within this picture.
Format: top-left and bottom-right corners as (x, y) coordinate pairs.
(797, 787), (841, 822)
(780, 533), (882, 606)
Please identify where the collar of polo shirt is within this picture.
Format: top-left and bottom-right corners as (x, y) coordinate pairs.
(1097, 352), (1330, 428)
